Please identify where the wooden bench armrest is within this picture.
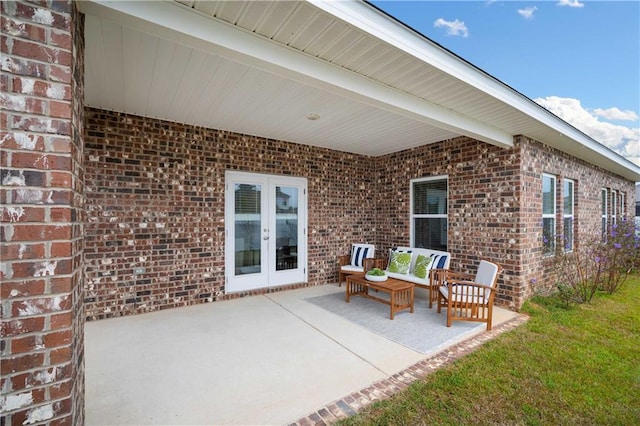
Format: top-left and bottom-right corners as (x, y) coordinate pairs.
(338, 254), (351, 267)
(363, 257), (385, 272)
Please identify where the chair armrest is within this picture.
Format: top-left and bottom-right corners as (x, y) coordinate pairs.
(429, 269), (474, 285)
(338, 254), (351, 267)
(362, 257), (385, 272)
(445, 271), (475, 282)
(448, 279), (492, 289)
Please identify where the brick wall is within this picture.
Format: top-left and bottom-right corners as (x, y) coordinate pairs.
(374, 135), (635, 308)
(84, 110), (636, 317)
(83, 108), (375, 320)
(374, 136), (522, 308)
(519, 136), (636, 299)
(1, 1), (84, 424)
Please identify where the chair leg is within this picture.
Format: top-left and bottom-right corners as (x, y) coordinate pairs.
(338, 271), (344, 287)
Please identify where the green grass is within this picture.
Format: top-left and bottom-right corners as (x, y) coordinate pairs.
(339, 274), (640, 426)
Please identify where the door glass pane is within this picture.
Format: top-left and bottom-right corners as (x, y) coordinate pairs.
(234, 183), (261, 275)
(414, 218), (447, 251)
(275, 186), (298, 271)
(414, 180), (447, 214)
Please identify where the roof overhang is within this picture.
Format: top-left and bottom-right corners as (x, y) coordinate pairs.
(79, 0), (640, 182)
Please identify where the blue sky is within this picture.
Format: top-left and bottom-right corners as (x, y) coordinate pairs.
(370, 1), (640, 166)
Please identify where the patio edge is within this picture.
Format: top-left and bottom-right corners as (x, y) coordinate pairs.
(289, 313), (530, 425)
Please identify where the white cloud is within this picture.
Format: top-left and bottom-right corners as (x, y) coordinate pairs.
(592, 107), (639, 122)
(518, 6), (538, 20)
(558, 0), (585, 8)
(434, 18), (469, 38)
(535, 96), (640, 166)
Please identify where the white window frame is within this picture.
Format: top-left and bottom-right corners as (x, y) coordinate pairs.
(611, 190), (618, 227)
(410, 175), (448, 250)
(601, 188), (608, 239)
(542, 173), (556, 255)
(563, 179), (574, 252)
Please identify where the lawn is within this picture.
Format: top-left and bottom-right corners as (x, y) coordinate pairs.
(339, 274), (640, 425)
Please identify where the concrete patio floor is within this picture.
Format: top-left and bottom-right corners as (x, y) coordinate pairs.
(85, 284), (521, 425)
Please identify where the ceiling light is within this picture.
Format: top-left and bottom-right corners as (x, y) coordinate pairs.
(306, 113), (320, 121)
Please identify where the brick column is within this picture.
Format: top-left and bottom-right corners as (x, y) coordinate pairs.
(1, 1), (85, 424)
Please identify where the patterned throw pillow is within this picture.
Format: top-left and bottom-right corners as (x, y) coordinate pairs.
(388, 251), (412, 274)
(350, 245), (371, 267)
(413, 254), (433, 279)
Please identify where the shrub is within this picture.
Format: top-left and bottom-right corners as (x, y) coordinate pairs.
(598, 219), (640, 293)
(552, 219), (639, 304)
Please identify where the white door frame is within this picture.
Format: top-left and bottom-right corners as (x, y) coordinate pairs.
(225, 171), (307, 293)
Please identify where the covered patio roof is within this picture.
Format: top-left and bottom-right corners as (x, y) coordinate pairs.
(80, 0), (640, 181)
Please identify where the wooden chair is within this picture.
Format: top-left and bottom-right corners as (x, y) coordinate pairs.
(436, 260), (502, 330)
(337, 243), (375, 286)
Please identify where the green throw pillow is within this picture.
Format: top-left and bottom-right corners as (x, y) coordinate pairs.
(413, 254), (433, 279)
(388, 251), (412, 274)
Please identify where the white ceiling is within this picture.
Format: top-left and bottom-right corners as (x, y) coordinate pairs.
(80, 0), (639, 180)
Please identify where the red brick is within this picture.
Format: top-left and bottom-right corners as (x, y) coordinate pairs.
(10, 224), (72, 241)
(11, 38), (72, 66)
(47, 136), (72, 153)
(12, 295), (71, 317)
(43, 329), (72, 348)
(10, 335), (44, 354)
(0, 132), (45, 151)
(50, 100), (71, 118)
(0, 352), (45, 374)
(0, 206), (46, 223)
(50, 380), (72, 400)
(49, 172), (73, 188)
(0, 279), (46, 299)
(10, 115), (71, 135)
(1, 93), (46, 114)
(0, 56), (47, 79)
(49, 28), (72, 49)
(50, 276), (73, 293)
(51, 241), (72, 256)
(12, 77), (71, 101)
(50, 346), (71, 364)
(1, 15), (47, 43)
(2, 316), (46, 337)
(51, 312), (72, 328)
(49, 65), (71, 83)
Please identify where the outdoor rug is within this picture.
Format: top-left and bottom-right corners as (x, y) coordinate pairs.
(305, 291), (485, 355)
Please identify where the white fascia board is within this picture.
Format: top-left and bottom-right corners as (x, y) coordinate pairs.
(315, 0), (639, 178)
(80, 0), (513, 148)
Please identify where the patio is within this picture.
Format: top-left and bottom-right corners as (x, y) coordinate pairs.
(85, 284), (521, 425)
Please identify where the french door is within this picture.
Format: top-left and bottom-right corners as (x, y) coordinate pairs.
(225, 171), (307, 293)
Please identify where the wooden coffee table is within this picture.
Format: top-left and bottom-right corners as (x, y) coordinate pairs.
(345, 273), (415, 320)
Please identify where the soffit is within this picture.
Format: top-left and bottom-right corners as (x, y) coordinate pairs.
(81, 0), (640, 181)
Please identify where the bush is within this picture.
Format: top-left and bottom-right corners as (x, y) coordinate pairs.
(552, 219), (639, 305)
(598, 219), (640, 293)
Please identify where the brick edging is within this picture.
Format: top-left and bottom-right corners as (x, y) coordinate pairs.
(290, 314), (529, 425)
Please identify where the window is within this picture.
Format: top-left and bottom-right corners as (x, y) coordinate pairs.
(411, 177), (447, 251)
(542, 174), (556, 255)
(601, 188), (608, 239)
(563, 179), (574, 252)
(620, 192), (626, 219)
(611, 190), (617, 227)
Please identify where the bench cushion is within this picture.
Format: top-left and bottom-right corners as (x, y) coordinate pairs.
(385, 246), (451, 287)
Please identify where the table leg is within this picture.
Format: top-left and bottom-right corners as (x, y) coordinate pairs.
(410, 287), (414, 313)
(390, 291), (395, 320)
